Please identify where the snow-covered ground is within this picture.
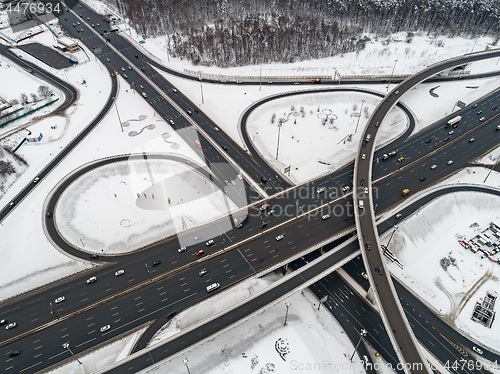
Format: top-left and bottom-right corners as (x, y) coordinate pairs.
(246, 91), (405, 183)
(55, 157), (237, 254)
(383, 167), (500, 353)
(144, 288), (366, 374)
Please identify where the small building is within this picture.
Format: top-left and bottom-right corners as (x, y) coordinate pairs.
(471, 290), (497, 328)
(57, 37), (80, 53)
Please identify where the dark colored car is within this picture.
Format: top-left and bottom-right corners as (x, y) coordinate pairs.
(365, 242), (371, 250)
(261, 176), (268, 183)
(90, 254), (99, 259)
(134, 54), (138, 58)
(377, 265), (384, 275)
(425, 138), (432, 143)
(222, 146), (228, 151)
(187, 110), (192, 115)
(443, 137), (450, 142)
(151, 260), (161, 267)
(9, 350), (21, 358)
(420, 177), (426, 181)
(360, 179), (365, 186)
(259, 222), (267, 229)
(199, 269), (208, 277)
(46, 212), (52, 218)
(166, 310), (177, 319)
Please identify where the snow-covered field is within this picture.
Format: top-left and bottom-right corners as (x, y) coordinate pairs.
(383, 167), (500, 352)
(246, 90), (406, 183)
(55, 157), (237, 254)
(143, 288), (366, 374)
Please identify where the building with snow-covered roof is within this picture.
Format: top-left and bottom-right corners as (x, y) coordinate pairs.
(57, 37), (80, 53)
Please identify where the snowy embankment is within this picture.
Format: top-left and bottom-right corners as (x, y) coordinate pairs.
(383, 167), (500, 353)
(55, 158), (237, 255)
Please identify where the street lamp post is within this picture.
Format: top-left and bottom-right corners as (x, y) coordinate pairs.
(275, 120), (283, 160)
(465, 41), (477, 66)
(63, 343), (82, 365)
(199, 71), (204, 105)
(50, 302), (59, 320)
(350, 328), (367, 361)
(386, 225), (399, 249)
(284, 302), (291, 326)
(387, 59), (398, 93)
(145, 263), (152, 282)
(183, 358), (191, 374)
(355, 100), (365, 133)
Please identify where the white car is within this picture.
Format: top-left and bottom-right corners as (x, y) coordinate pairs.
(472, 346), (483, 355)
(361, 271), (368, 280)
(214, 127), (219, 132)
(100, 325), (111, 332)
(321, 214), (330, 220)
(178, 247), (186, 253)
(115, 270), (125, 276)
(55, 296), (65, 304)
(316, 187), (325, 194)
(395, 213), (402, 219)
(5, 322), (16, 330)
(276, 235), (284, 241)
(206, 239), (215, 246)
(342, 186), (350, 192)
(86, 276), (97, 284)
(447, 160), (454, 165)
(430, 164), (437, 170)
(237, 174), (242, 180)
(361, 154), (365, 160)
(448, 130), (454, 135)
(33, 177), (39, 183)
(364, 187), (368, 194)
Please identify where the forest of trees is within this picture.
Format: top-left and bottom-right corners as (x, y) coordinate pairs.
(101, 0), (500, 67)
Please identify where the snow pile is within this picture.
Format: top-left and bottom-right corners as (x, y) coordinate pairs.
(55, 158), (237, 254)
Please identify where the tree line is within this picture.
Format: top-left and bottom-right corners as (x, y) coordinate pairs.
(100, 0), (500, 67)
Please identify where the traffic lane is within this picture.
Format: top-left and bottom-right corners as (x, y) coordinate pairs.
(0, 249), (254, 373)
(106, 241), (359, 374)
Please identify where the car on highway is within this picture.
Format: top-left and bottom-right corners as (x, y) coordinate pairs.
(222, 145), (228, 151)
(375, 122), (380, 127)
(172, 88), (177, 92)
(364, 187), (368, 194)
(452, 123), (458, 128)
(469, 138), (475, 143)
(106, 58), (110, 62)
(472, 346), (483, 355)
(237, 174), (242, 180)
(199, 269), (208, 277)
(33, 177), (39, 183)
(342, 186), (350, 192)
(431, 164), (437, 169)
(322, 214), (330, 220)
(142, 92), (147, 98)
(97, 23), (100, 27)
(123, 74), (128, 79)
(480, 117), (485, 121)
(260, 176), (268, 183)
(5, 322), (16, 330)
(9, 350), (21, 357)
(447, 160), (454, 165)
(276, 234), (284, 241)
(317, 187), (325, 193)
(267, 209), (275, 215)
(360, 179), (365, 186)
(187, 110), (192, 115)
(259, 222), (267, 229)
(395, 213), (402, 219)
(377, 265), (384, 275)
(365, 242), (371, 250)
(166, 310), (177, 319)
(90, 254), (99, 259)
(196, 250), (205, 256)
(55, 296), (65, 304)
(151, 260), (161, 266)
(195, 140), (202, 148)
(448, 130), (454, 135)
(128, 65), (132, 70)
(394, 90), (399, 95)
(92, 24), (95, 27)
(121, 67), (126, 72)
(402, 189), (409, 196)
(206, 240), (215, 246)
(0, 319), (6, 325)
(260, 204), (269, 211)
(477, 111), (482, 115)
(214, 127), (219, 132)
(473, 104), (478, 108)
(8, 202), (15, 209)
(73, 23), (76, 27)
(420, 177), (426, 181)
(493, 106), (497, 110)
(100, 325), (110, 332)
(361, 271), (368, 280)
(139, 85), (144, 90)
(398, 156), (404, 162)
(361, 154), (365, 160)
(87, 276), (97, 284)
(443, 137), (449, 141)
(206, 283), (220, 292)
(178, 247), (186, 252)
(115, 270), (125, 276)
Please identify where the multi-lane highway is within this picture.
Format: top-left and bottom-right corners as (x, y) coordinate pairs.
(2, 2), (500, 372)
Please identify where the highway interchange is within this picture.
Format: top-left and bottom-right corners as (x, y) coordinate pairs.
(1, 1), (500, 373)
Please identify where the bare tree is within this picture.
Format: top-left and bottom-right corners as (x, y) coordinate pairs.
(38, 85), (53, 99)
(20, 93), (29, 105)
(30, 93), (39, 103)
(10, 98), (19, 106)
